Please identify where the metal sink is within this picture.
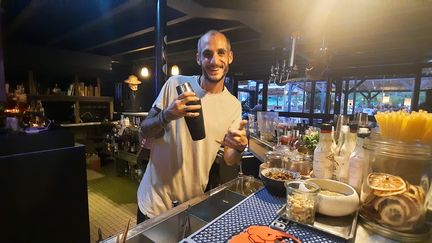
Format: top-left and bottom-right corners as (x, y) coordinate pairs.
(132, 189), (246, 242)
(137, 212), (207, 242)
(189, 189), (246, 222)
(102, 177), (263, 243)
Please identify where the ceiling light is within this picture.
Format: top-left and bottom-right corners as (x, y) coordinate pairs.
(171, 65), (180, 76)
(140, 67), (149, 78)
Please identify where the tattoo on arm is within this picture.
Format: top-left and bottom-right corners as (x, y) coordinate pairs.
(139, 107), (168, 139)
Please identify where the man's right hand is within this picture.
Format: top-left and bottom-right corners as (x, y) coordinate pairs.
(164, 91), (202, 122)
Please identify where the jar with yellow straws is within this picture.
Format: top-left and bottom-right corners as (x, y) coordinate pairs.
(358, 110), (432, 241)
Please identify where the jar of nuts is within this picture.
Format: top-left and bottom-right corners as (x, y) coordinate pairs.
(284, 180), (320, 224)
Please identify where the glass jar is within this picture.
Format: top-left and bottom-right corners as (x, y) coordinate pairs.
(360, 135), (432, 241)
(264, 151), (284, 168)
(259, 151), (283, 178)
(288, 153), (312, 176)
(284, 180), (320, 224)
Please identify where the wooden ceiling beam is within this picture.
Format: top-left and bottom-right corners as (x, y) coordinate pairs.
(46, 0), (145, 46)
(82, 15), (193, 52)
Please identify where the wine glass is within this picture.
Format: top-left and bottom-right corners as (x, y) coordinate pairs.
(355, 112), (369, 128)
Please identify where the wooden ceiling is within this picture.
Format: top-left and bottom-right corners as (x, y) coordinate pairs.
(2, 0), (432, 80)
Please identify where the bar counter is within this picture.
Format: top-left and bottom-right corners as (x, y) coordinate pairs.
(102, 176), (263, 242)
(101, 136), (431, 243)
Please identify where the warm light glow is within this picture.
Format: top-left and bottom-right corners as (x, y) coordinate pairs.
(404, 97), (411, 106)
(5, 108), (20, 114)
(382, 96), (390, 104)
(140, 67), (149, 78)
(171, 65), (180, 76)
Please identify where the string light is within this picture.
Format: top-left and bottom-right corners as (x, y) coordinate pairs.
(140, 67), (149, 78)
(171, 65), (180, 76)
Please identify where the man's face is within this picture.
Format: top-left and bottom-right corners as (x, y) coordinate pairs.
(196, 33), (233, 83)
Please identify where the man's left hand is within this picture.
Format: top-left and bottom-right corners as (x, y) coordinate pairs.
(219, 120), (248, 153)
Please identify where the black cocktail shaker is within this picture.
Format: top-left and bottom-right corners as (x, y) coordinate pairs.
(176, 82), (206, 141)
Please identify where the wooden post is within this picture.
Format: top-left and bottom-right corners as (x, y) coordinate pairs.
(154, 0), (167, 97)
(412, 67), (422, 111)
(0, 8), (5, 103)
(262, 79), (268, 111)
(333, 78), (343, 115)
(325, 78), (331, 115)
(343, 80), (349, 115)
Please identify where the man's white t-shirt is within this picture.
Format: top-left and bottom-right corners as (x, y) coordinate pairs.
(137, 75), (242, 217)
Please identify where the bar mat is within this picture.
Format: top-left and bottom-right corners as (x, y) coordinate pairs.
(182, 188), (346, 243)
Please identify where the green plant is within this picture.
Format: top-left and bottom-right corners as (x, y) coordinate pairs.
(303, 132), (319, 151)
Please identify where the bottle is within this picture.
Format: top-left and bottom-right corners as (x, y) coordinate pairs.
(313, 123), (334, 179)
(176, 82), (205, 141)
(295, 126), (309, 154)
(333, 125), (349, 182)
(348, 127), (370, 193)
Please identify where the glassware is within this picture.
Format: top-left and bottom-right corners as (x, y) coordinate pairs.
(247, 113), (256, 136)
(259, 151), (284, 177)
(264, 151), (283, 168)
(257, 111), (278, 143)
(354, 112), (369, 128)
(284, 180), (320, 225)
(277, 117), (290, 145)
(288, 153), (313, 176)
(333, 115), (349, 145)
(360, 134), (432, 241)
(347, 127), (370, 193)
(273, 144), (291, 169)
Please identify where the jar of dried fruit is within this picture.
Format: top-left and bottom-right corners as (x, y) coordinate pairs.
(360, 133), (432, 242)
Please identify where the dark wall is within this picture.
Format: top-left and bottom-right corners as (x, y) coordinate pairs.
(0, 144), (90, 243)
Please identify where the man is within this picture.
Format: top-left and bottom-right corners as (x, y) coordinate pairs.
(137, 30), (248, 222)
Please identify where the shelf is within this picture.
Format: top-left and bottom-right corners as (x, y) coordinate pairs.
(28, 95), (113, 102)
(28, 95), (114, 123)
(60, 121), (117, 127)
(114, 111), (149, 117)
(114, 150), (138, 164)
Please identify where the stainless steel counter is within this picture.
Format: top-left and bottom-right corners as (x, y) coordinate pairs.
(102, 176), (262, 243)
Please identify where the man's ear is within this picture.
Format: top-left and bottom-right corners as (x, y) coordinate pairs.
(228, 51), (233, 64)
(196, 53), (201, 66)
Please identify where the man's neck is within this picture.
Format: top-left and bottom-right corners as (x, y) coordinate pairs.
(199, 75), (225, 94)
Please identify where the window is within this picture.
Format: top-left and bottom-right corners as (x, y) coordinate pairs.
(313, 81), (327, 114)
(353, 78), (414, 114)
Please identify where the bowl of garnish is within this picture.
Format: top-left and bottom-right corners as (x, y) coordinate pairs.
(307, 178), (359, 217)
(260, 167), (301, 197)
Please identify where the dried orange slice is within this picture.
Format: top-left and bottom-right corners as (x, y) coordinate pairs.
(374, 189), (405, 197)
(367, 173), (406, 192)
(405, 184), (426, 204)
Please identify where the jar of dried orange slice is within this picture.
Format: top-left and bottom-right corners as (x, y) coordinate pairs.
(360, 134), (432, 241)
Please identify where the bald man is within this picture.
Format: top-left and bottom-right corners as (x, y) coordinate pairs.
(137, 30), (247, 221)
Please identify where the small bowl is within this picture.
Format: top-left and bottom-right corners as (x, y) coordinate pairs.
(260, 167), (301, 197)
(307, 178), (359, 217)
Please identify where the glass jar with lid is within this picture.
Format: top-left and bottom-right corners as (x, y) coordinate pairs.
(288, 153), (312, 177)
(360, 133), (432, 241)
(259, 151), (284, 177)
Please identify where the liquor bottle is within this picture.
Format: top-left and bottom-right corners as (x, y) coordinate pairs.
(334, 124), (358, 183)
(313, 123), (334, 179)
(348, 127), (370, 193)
